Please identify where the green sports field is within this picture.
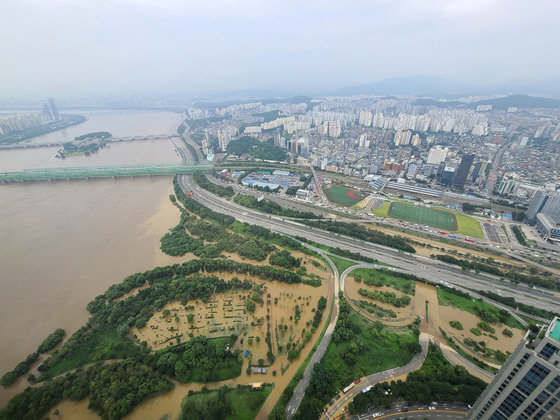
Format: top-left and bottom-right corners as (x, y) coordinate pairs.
(388, 202), (458, 230)
(373, 200), (483, 238)
(324, 185), (367, 207)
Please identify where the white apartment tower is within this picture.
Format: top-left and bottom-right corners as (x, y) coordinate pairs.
(427, 146), (448, 165)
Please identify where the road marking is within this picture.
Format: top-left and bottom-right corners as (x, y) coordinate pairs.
(370, 409), (468, 419)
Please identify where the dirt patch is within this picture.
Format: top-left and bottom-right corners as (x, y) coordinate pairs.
(439, 306), (524, 362)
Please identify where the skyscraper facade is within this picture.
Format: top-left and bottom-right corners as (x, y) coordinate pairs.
(452, 154), (475, 188)
(527, 191), (560, 221)
(468, 318), (560, 420)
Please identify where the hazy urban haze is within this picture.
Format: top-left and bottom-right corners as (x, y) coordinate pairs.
(2, 0), (560, 98)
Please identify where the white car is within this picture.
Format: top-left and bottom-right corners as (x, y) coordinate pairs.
(429, 406), (436, 410)
(371, 414), (380, 418)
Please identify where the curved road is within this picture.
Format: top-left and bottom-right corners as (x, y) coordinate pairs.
(173, 136), (559, 313)
(285, 248), (340, 419)
(323, 333), (430, 419)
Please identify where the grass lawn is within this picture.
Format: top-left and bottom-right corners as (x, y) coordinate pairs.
(38, 327), (144, 380)
(328, 255), (358, 276)
(324, 185), (367, 207)
(349, 267), (415, 295)
(437, 287), (524, 330)
(456, 213), (484, 238)
(180, 384), (273, 420)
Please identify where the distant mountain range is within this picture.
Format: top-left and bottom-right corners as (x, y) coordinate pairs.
(333, 75), (560, 99)
(415, 94), (560, 110)
(470, 94), (560, 110)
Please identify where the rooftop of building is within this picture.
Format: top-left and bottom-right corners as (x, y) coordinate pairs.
(549, 317), (560, 344)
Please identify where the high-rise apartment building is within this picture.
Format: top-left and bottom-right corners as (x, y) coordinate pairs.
(427, 146), (448, 165)
(42, 98), (60, 121)
(468, 318), (560, 420)
(328, 121), (341, 138)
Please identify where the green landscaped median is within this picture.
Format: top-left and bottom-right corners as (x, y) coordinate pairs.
(371, 199), (483, 238)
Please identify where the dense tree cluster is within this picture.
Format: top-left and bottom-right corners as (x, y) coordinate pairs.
(226, 136), (287, 161)
(476, 289), (558, 319)
(37, 328), (65, 353)
(1, 327), (67, 387)
(0, 359), (173, 420)
(154, 336), (241, 383)
(160, 211), (275, 261)
(193, 173), (234, 198)
(87, 258), (305, 316)
(312, 296), (327, 329)
(160, 223), (204, 256)
(269, 249), (302, 269)
(180, 386), (233, 419)
(74, 131), (112, 141)
(358, 288), (411, 308)
(511, 225), (527, 246)
(179, 384), (270, 420)
(434, 254), (503, 275)
(347, 344), (487, 415)
(301, 220), (416, 253)
(233, 194), (319, 219)
(357, 268), (416, 295)
(0, 352), (39, 387)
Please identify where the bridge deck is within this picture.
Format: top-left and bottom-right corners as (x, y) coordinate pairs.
(0, 163), (212, 182)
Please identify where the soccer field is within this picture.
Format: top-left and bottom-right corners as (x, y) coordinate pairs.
(324, 185), (367, 206)
(388, 202), (458, 230)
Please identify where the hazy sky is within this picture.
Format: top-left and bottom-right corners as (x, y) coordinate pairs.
(1, 0), (559, 98)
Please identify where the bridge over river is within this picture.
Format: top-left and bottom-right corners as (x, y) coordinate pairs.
(0, 134), (179, 150)
(0, 162), (213, 183)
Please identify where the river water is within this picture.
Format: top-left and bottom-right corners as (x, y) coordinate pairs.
(23, 110), (182, 144)
(0, 111), (192, 407)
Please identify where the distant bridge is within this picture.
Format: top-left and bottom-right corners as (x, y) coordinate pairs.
(0, 134), (179, 150)
(0, 162), (212, 183)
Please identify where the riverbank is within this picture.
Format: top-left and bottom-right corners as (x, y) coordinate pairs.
(0, 114), (87, 146)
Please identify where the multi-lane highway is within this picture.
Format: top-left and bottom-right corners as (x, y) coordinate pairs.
(172, 136), (558, 418)
(173, 136), (559, 312)
(178, 167), (559, 313)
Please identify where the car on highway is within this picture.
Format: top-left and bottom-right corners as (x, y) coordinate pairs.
(354, 379), (361, 385)
(329, 400), (334, 406)
(335, 394), (341, 401)
(362, 385), (372, 393)
(371, 414), (380, 418)
(429, 406), (436, 410)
